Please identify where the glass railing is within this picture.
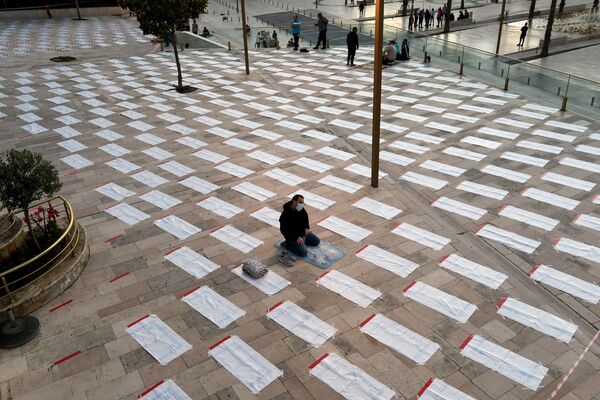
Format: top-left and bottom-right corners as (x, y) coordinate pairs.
(181, 13), (600, 119)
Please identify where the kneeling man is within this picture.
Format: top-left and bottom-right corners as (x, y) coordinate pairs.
(279, 194), (320, 265)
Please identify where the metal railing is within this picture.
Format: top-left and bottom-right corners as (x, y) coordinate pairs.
(0, 207), (17, 239)
(0, 196), (79, 301)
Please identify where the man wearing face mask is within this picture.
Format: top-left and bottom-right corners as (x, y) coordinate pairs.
(279, 194), (320, 265)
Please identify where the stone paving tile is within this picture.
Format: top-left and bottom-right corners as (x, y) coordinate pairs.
(1, 23), (600, 399)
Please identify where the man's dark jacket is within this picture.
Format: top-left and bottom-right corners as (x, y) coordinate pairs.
(347, 31), (359, 49)
(279, 200), (310, 241)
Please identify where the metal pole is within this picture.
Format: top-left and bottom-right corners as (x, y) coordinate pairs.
(495, 0), (507, 55)
(74, 0), (82, 20)
(240, 0), (250, 74)
(371, 0), (384, 188)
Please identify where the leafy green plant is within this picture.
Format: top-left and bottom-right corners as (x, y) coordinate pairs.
(0, 150), (62, 251)
(120, 0), (208, 92)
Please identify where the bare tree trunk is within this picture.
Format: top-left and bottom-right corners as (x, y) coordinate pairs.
(171, 28), (184, 90)
(24, 208), (41, 251)
(541, 0), (558, 57)
(460, 0), (464, 9)
(444, 0), (453, 33)
(528, 0), (537, 22)
(594, 0), (599, 11)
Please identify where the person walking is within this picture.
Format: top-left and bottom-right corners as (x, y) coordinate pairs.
(359, 1), (365, 17)
(346, 26), (359, 65)
(408, 13), (414, 31)
(425, 8), (431, 29)
(518, 22), (528, 46)
(314, 12), (328, 49)
(45, 4), (52, 19)
(418, 9), (424, 28)
(437, 7), (443, 27)
(291, 15), (301, 50)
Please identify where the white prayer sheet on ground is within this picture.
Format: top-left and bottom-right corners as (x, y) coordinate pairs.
(61, 154), (93, 169)
(360, 313), (439, 364)
(247, 150), (283, 165)
(165, 247), (220, 279)
(126, 314), (192, 365)
(352, 197), (401, 220)
(250, 207), (280, 228)
(140, 190), (182, 210)
(160, 161), (195, 177)
(210, 225), (263, 253)
(432, 197), (486, 220)
(231, 265), (290, 295)
(215, 162), (254, 178)
(554, 237), (600, 264)
(403, 281), (476, 323)
(530, 264), (600, 304)
(208, 335), (283, 394)
(477, 224), (540, 254)
(456, 180), (507, 200)
(131, 170), (168, 188)
(316, 270), (381, 307)
(460, 335), (548, 391)
(542, 172), (595, 191)
(481, 165), (531, 183)
(318, 216), (372, 242)
(232, 182), (275, 201)
(265, 168), (306, 186)
(267, 301), (336, 347)
(95, 182), (135, 201)
(440, 253), (507, 289)
(105, 203), (150, 226)
(318, 175), (363, 193)
(400, 171), (447, 190)
(497, 297), (578, 343)
(179, 176), (219, 194)
(154, 215), (201, 240)
(417, 378), (476, 400)
(392, 223), (450, 250)
(181, 286), (245, 328)
(139, 379), (191, 400)
(309, 353), (395, 400)
(356, 244), (418, 277)
(197, 197), (243, 219)
(522, 188), (580, 211)
(499, 205), (559, 231)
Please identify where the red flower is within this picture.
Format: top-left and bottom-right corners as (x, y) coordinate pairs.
(47, 206), (59, 221)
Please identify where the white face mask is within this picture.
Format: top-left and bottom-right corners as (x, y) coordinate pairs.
(296, 203), (304, 211)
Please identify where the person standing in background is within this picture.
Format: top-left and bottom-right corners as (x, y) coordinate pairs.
(518, 22), (528, 46)
(314, 13), (328, 49)
(346, 26), (359, 66)
(45, 5), (52, 19)
(291, 15), (301, 51)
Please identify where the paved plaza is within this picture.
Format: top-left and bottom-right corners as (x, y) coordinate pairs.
(1, 9), (600, 400)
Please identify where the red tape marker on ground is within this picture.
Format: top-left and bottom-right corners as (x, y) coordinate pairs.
(109, 272), (129, 283)
(548, 329), (600, 400)
(49, 299), (72, 312)
(209, 335), (231, 350)
(53, 350), (81, 366)
(138, 380), (165, 399)
(308, 353), (329, 369)
(417, 377), (434, 397)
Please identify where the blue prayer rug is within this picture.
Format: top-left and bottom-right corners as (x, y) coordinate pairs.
(275, 240), (346, 269)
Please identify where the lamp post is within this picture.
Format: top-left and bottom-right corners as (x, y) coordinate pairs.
(74, 0), (82, 20)
(371, 0), (384, 188)
(240, 0), (250, 74)
(495, 0), (507, 55)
